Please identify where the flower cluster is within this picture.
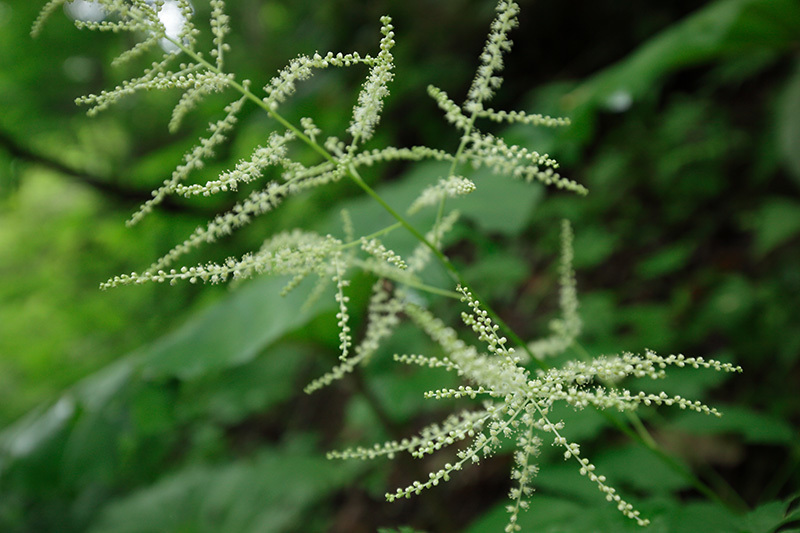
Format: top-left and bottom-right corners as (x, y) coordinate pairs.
(465, 0), (521, 111)
(333, 285), (741, 531)
(425, 2), (587, 198)
(36, 1), (744, 531)
(408, 175), (476, 214)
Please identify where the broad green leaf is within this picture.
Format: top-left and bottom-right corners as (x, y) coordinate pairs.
(742, 501), (793, 533)
(323, 160), (542, 242)
(457, 167), (544, 235)
(140, 275), (334, 380)
(781, 492), (800, 525)
(593, 444), (691, 494)
(179, 343), (310, 424)
(0, 396), (75, 463)
(0, 274), (333, 481)
(751, 198), (800, 257)
(88, 441), (361, 533)
(637, 241), (694, 279)
(571, 225), (618, 268)
(778, 61), (800, 184)
(461, 252), (529, 301)
(662, 501), (742, 533)
(671, 405), (796, 445)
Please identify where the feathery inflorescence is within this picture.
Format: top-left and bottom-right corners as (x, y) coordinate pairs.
(35, 1), (742, 531)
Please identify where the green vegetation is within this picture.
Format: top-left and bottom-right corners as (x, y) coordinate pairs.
(1, 1), (799, 531)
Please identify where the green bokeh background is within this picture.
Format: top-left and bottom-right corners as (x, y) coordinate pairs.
(1, 1), (799, 531)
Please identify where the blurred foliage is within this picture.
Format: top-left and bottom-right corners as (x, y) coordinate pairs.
(1, 0), (799, 532)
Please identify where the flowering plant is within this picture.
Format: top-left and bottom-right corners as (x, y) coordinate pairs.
(33, 1), (742, 530)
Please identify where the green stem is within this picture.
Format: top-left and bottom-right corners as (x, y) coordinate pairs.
(350, 259), (461, 300)
(339, 221), (403, 250)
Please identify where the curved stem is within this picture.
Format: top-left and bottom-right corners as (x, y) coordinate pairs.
(339, 221), (403, 250)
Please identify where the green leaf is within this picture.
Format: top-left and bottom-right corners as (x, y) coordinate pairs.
(88, 440), (362, 533)
(637, 241), (694, 279)
(457, 167), (543, 235)
(671, 405), (796, 445)
(571, 225), (618, 268)
(180, 343), (310, 424)
(778, 61), (800, 185)
(0, 397), (76, 464)
(464, 494), (583, 533)
(742, 501), (792, 533)
(567, 0), (800, 122)
(593, 444), (691, 494)
(751, 198), (800, 257)
(662, 501), (742, 533)
(0, 273), (333, 484)
(461, 252), (529, 301)
(140, 275), (334, 380)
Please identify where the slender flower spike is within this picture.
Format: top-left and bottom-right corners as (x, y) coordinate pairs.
(465, 1), (520, 112)
(348, 16), (395, 143)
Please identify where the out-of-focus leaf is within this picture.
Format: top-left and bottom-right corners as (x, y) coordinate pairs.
(697, 275), (756, 330)
(671, 405), (796, 445)
(140, 275), (334, 380)
(180, 343), (310, 424)
(61, 400), (126, 486)
(743, 501), (793, 533)
(778, 61), (800, 184)
(329, 160), (543, 239)
(593, 444), (690, 493)
(461, 252), (529, 301)
(751, 198), (800, 257)
(457, 167), (544, 235)
(88, 441), (361, 533)
(566, 0), (800, 120)
(571, 225), (618, 268)
(662, 501), (742, 533)
(782, 492), (800, 524)
(618, 303), (674, 351)
(0, 274), (333, 500)
(637, 241), (694, 279)
(0, 397), (75, 463)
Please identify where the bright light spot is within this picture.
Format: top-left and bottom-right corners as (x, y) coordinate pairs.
(65, 0), (105, 23)
(155, 1), (191, 53)
(605, 90), (633, 113)
(63, 0), (192, 54)
(8, 397), (75, 458)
